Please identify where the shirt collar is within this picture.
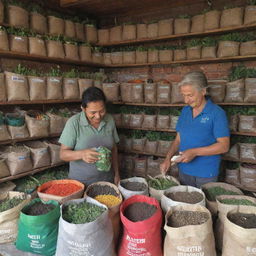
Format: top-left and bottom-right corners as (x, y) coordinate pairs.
(201, 98), (214, 114)
(79, 111), (107, 129)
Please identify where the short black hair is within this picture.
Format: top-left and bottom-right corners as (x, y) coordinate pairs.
(81, 87), (106, 108)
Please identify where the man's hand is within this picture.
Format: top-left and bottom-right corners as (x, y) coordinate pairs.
(160, 158), (171, 174)
(179, 149), (197, 163)
(81, 149), (100, 164)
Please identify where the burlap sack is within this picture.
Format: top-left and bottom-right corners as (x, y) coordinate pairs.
(229, 115), (238, 132)
(29, 36), (46, 56)
(142, 115), (157, 129)
(173, 49), (186, 61)
(78, 78), (93, 98)
(103, 52), (112, 65)
(110, 52), (123, 64)
(133, 157), (147, 177)
(0, 156), (10, 178)
(208, 80), (226, 103)
(98, 29), (109, 44)
(30, 12), (47, 34)
(157, 140), (172, 156)
(43, 140), (62, 165)
(225, 168), (240, 186)
(201, 182), (243, 216)
(241, 177), (256, 189)
(164, 205), (216, 256)
(171, 82), (184, 103)
(7, 124), (29, 139)
(46, 40), (65, 58)
(93, 52), (103, 63)
(201, 46), (217, 59)
(4, 146), (33, 175)
(5, 71), (29, 101)
(8, 5), (29, 28)
(112, 113), (122, 127)
(239, 115), (256, 132)
(244, 78), (256, 102)
(120, 82), (132, 102)
(9, 35), (28, 53)
(122, 25), (136, 40)
(144, 140), (158, 155)
(25, 111), (49, 137)
(174, 18), (190, 34)
(217, 41), (240, 58)
(159, 49), (173, 62)
(48, 16), (64, 36)
(244, 5), (256, 25)
(239, 143), (256, 162)
(158, 18), (173, 36)
(46, 112), (64, 135)
(157, 82), (171, 103)
(220, 7), (244, 28)
(156, 115), (170, 129)
(240, 40), (256, 56)
(124, 137), (132, 151)
(85, 25), (97, 43)
(103, 83), (119, 102)
(204, 10), (221, 31)
(64, 20), (75, 38)
(147, 23), (158, 38)
(0, 73), (6, 102)
(28, 76), (46, 101)
(0, 0), (3, 23)
(222, 207), (256, 256)
(75, 22), (85, 41)
(110, 26), (122, 42)
(79, 45), (92, 61)
(64, 43), (79, 60)
(0, 181), (16, 192)
(24, 141), (50, 168)
(121, 114), (131, 127)
(144, 82), (157, 103)
(137, 24), (147, 39)
(240, 163), (256, 180)
(123, 51), (136, 64)
(147, 157), (162, 177)
(148, 50), (159, 63)
(0, 30), (9, 51)
(191, 14), (204, 33)
(136, 50), (148, 63)
(131, 83), (144, 103)
(0, 192), (31, 244)
(170, 115), (179, 130)
(129, 114), (143, 128)
(121, 154), (135, 177)
(186, 46), (201, 60)
(224, 143), (240, 161)
(63, 78), (79, 99)
(46, 76), (63, 100)
(132, 138), (146, 152)
(0, 124), (11, 141)
(224, 79), (244, 103)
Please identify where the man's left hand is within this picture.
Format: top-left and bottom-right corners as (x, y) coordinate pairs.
(179, 149), (197, 163)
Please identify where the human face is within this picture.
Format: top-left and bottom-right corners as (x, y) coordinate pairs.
(180, 84), (206, 109)
(83, 100), (106, 126)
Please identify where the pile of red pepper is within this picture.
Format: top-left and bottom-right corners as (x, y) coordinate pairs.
(43, 183), (81, 196)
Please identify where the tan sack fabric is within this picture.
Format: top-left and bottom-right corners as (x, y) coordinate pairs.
(29, 37), (47, 56)
(46, 76), (63, 100)
(48, 16), (64, 36)
(30, 12), (47, 34)
(9, 35), (28, 53)
(8, 5), (29, 28)
(28, 76), (46, 101)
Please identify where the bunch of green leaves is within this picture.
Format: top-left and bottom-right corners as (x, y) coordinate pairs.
(201, 37), (217, 47)
(123, 21), (136, 25)
(63, 69), (79, 78)
(29, 3), (45, 14)
(130, 106), (144, 114)
(248, 0), (256, 5)
(160, 133), (175, 141)
(246, 68), (256, 78)
(147, 176), (178, 190)
(146, 131), (161, 141)
(225, 161), (240, 169)
(14, 176), (38, 193)
(228, 65), (247, 81)
(13, 64), (32, 76)
(159, 108), (170, 115)
(58, 108), (73, 118)
(136, 46), (148, 52)
(6, 27), (31, 37)
(63, 201), (106, 224)
(47, 66), (62, 77)
(219, 33), (245, 42)
(53, 165), (69, 179)
(0, 26), (6, 32)
(4, 0), (27, 8)
(79, 71), (92, 79)
(148, 46), (158, 51)
(95, 146), (112, 171)
(169, 108), (181, 116)
(120, 106), (131, 114)
(64, 37), (79, 45)
(0, 196), (24, 212)
(223, 5), (237, 10)
(93, 46), (102, 53)
(174, 44), (186, 50)
(131, 130), (145, 139)
(203, 187), (240, 201)
(238, 32), (256, 42)
(47, 10), (63, 19)
(122, 46), (136, 52)
(85, 20), (97, 27)
(79, 42), (91, 47)
(186, 39), (202, 48)
(44, 34), (64, 42)
(143, 107), (156, 115)
(93, 72), (105, 81)
(219, 198), (256, 206)
(177, 14), (191, 19)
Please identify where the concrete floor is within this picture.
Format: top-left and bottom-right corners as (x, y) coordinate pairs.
(0, 243), (38, 256)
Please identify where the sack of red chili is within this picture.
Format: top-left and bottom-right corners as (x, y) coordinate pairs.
(37, 179), (84, 204)
(118, 195), (163, 256)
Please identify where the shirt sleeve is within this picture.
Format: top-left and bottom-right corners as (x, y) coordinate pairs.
(58, 117), (77, 148)
(213, 108), (230, 138)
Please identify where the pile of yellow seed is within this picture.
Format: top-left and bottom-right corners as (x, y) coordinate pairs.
(94, 194), (121, 208)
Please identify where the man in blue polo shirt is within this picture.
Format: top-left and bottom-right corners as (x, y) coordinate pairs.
(160, 71), (230, 188)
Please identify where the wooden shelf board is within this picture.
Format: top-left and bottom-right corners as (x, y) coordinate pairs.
(0, 99), (81, 105)
(223, 157), (256, 164)
(0, 162), (66, 183)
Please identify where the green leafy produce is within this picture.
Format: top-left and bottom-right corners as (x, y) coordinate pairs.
(0, 111), (4, 125)
(178, 14), (190, 19)
(47, 66), (62, 77)
(160, 133), (175, 141)
(228, 65), (247, 81)
(79, 71), (92, 79)
(186, 39), (202, 48)
(146, 131), (161, 141)
(203, 187), (240, 201)
(248, 0), (256, 5)
(95, 146), (112, 172)
(219, 33), (245, 42)
(63, 201), (106, 224)
(14, 177), (38, 193)
(136, 46), (148, 52)
(148, 176), (178, 190)
(131, 130), (145, 139)
(169, 108), (181, 116)
(201, 37), (217, 47)
(219, 198), (256, 206)
(7, 27), (31, 37)
(0, 197), (24, 212)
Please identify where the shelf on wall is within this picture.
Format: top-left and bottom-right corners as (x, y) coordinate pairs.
(0, 99), (81, 105)
(0, 162), (66, 183)
(223, 157), (256, 164)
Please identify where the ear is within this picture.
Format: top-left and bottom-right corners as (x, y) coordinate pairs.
(202, 88), (207, 96)
(81, 105), (85, 111)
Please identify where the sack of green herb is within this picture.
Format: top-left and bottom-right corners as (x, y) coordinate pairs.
(136, 49), (148, 64)
(224, 143), (240, 161)
(8, 5), (29, 29)
(103, 52), (112, 65)
(201, 182), (243, 215)
(0, 28), (9, 51)
(103, 82), (120, 102)
(9, 34), (28, 53)
(0, 181), (16, 193)
(43, 140), (63, 165)
(171, 82), (184, 103)
(244, 78), (256, 102)
(0, 191), (31, 244)
(29, 36), (47, 56)
(157, 140), (172, 156)
(222, 206), (256, 256)
(121, 113), (130, 127)
(204, 10), (221, 31)
(79, 45), (92, 61)
(0, 156), (10, 178)
(225, 167), (240, 185)
(133, 157), (147, 177)
(217, 41), (240, 58)
(238, 115), (256, 132)
(28, 75), (46, 100)
(46, 40), (65, 59)
(156, 114), (170, 129)
(137, 23), (147, 39)
(120, 83), (132, 102)
(220, 7), (244, 28)
(129, 114), (143, 128)
(201, 46), (217, 58)
(6, 122), (29, 140)
(98, 28), (110, 44)
(95, 146), (112, 172)
(224, 79), (244, 103)
(148, 175), (179, 201)
(228, 115), (238, 131)
(48, 16), (64, 36)
(161, 185), (205, 213)
(123, 136), (132, 151)
(240, 40), (256, 56)
(46, 110), (64, 135)
(164, 204), (216, 256)
(46, 76), (63, 100)
(132, 137), (146, 152)
(75, 22), (85, 41)
(64, 43), (79, 60)
(147, 23), (158, 38)
(144, 82), (157, 103)
(159, 49), (173, 62)
(24, 141), (50, 169)
(65, 20), (75, 38)
(244, 5), (256, 25)
(239, 143), (256, 162)
(123, 51), (136, 64)
(174, 48), (186, 61)
(158, 18), (173, 36)
(85, 24), (98, 43)
(240, 163), (256, 188)
(144, 139), (158, 154)
(30, 12), (47, 35)
(187, 46), (201, 60)
(148, 49), (159, 63)
(78, 78), (93, 98)
(55, 197), (114, 256)
(122, 24), (136, 40)
(111, 51), (123, 64)
(191, 14), (204, 33)
(169, 115), (179, 130)
(208, 80), (226, 103)
(16, 198), (60, 255)
(93, 52), (103, 65)
(215, 194), (256, 251)
(174, 17), (190, 34)
(5, 71), (29, 101)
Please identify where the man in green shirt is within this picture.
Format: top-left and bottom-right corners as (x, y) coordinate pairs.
(59, 87), (120, 185)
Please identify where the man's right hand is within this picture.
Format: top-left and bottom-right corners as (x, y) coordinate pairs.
(81, 149), (100, 164)
(160, 158), (171, 174)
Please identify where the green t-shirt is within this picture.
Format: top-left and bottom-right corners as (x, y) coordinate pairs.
(59, 112), (119, 185)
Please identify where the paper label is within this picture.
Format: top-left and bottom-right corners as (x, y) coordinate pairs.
(12, 76), (24, 82)
(14, 36), (24, 41)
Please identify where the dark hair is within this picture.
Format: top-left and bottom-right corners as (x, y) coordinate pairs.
(81, 87), (106, 108)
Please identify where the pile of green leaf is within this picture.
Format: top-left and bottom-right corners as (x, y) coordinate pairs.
(95, 146), (112, 172)
(203, 187), (240, 201)
(219, 198), (256, 206)
(148, 176), (178, 190)
(0, 197), (24, 212)
(63, 202), (106, 224)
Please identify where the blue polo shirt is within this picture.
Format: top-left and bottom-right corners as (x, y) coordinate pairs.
(176, 98), (230, 178)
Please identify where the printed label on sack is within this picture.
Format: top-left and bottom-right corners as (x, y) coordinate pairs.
(159, 93), (168, 98)
(176, 245), (204, 256)
(223, 42), (236, 47)
(67, 240), (92, 254)
(39, 149), (47, 154)
(159, 85), (169, 89)
(135, 162), (145, 168)
(31, 78), (44, 83)
(66, 79), (75, 84)
(50, 78), (60, 83)
(38, 39), (44, 44)
(248, 6), (256, 11)
(246, 247), (256, 254)
(126, 235), (148, 256)
(106, 84), (114, 88)
(146, 85), (154, 89)
(28, 234), (45, 249)
(18, 155), (27, 160)
(12, 76), (24, 82)
(14, 133), (24, 138)
(14, 36), (24, 41)
(135, 85), (142, 89)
